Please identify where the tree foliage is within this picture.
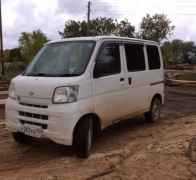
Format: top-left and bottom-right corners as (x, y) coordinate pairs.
(116, 19), (135, 37)
(162, 39), (196, 65)
(8, 48), (22, 62)
(59, 17), (135, 38)
(19, 30), (48, 63)
(89, 18), (117, 36)
(3, 49), (10, 61)
(140, 14), (175, 42)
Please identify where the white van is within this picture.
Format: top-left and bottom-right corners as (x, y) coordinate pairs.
(6, 36), (164, 158)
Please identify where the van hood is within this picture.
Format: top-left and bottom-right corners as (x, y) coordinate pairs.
(13, 75), (79, 99)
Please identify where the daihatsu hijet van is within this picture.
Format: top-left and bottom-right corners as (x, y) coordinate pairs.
(6, 36), (164, 158)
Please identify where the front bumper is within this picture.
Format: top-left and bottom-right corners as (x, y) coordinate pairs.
(6, 98), (80, 146)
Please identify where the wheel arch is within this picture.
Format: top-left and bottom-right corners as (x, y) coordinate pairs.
(73, 113), (102, 144)
(151, 93), (163, 105)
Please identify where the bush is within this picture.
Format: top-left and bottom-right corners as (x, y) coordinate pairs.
(176, 73), (196, 81)
(0, 62), (26, 81)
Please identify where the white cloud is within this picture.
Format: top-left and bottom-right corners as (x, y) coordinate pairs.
(2, 0), (65, 48)
(2, 0), (196, 49)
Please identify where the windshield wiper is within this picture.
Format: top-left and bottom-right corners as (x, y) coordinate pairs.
(25, 73), (54, 77)
(57, 73), (80, 77)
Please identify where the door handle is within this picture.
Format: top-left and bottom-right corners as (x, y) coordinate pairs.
(128, 77), (132, 85)
(120, 78), (125, 82)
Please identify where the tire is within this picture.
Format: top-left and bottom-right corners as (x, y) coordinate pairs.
(145, 97), (161, 123)
(12, 132), (33, 144)
(74, 117), (94, 158)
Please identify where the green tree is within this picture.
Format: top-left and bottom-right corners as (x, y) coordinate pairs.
(3, 49), (10, 61)
(140, 14), (175, 43)
(171, 39), (184, 64)
(8, 48), (22, 62)
(59, 17), (135, 38)
(59, 20), (84, 38)
(19, 30), (48, 63)
(162, 40), (184, 64)
(116, 19), (135, 37)
(88, 17), (116, 36)
(182, 41), (196, 63)
(161, 41), (173, 65)
(161, 39), (196, 65)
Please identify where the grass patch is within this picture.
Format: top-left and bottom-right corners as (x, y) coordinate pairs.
(176, 73), (196, 81)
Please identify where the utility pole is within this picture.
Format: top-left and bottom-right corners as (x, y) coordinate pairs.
(87, 1), (91, 23)
(0, 0), (4, 76)
(87, 1), (91, 36)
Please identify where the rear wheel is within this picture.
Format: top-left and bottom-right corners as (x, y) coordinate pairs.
(74, 117), (94, 158)
(12, 132), (33, 144)
(145, 97), (161, 123)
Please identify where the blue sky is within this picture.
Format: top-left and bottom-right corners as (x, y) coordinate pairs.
(2, 0), (196, 49)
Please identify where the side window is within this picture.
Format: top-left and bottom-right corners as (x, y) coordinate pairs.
(124, 44), (145, 72)
(94, 43), (121, 78)
(147, 45), (161, 70)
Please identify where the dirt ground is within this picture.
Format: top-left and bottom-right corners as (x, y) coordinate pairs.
(1, 86), (196, 180)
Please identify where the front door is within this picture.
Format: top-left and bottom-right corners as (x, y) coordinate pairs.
(93, 42), (127, 127)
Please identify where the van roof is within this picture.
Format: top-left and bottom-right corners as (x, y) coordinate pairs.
(46, 36), (159, 46)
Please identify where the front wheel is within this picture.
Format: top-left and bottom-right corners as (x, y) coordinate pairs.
(74, 117), (94, 158)
(145, 98), (161, 123)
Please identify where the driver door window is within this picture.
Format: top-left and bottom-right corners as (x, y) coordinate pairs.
(94, 43), (121, 78)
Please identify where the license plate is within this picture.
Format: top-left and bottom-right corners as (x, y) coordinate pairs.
(20, 125), (43, 138)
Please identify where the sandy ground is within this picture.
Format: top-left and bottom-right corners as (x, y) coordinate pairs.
(1, 86), (196, 180)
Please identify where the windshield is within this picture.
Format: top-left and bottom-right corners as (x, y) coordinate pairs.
(24, 41), (96, 77)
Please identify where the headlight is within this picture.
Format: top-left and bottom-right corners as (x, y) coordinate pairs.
(8, 82), (17, 100)
(52, 86), (79, 104)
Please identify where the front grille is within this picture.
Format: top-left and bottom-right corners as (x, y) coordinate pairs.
(19, 103), (48, 109)
(20, 120), (48, 129)
(19, 111), (48, 120)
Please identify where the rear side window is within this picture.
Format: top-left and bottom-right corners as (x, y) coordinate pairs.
(147, 45), (161, 70)
(124, 44), (145, 72)
(94, 43), (121, 78)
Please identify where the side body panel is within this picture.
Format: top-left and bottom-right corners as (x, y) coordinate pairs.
(121, 43), (151, 116)
(91, 41), (127, 128)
